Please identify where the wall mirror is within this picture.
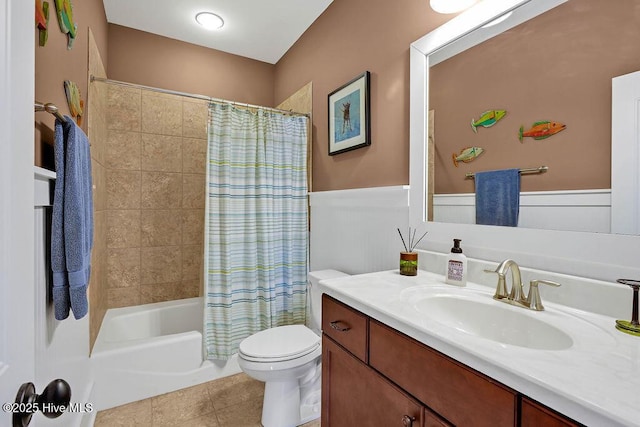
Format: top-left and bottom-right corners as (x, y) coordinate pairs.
(413, 0), (640, 235)
(409, 0), (640, 281)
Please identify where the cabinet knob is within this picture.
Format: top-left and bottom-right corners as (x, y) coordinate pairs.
(329, 320), (351, 332)
(401, 415), (416, 427)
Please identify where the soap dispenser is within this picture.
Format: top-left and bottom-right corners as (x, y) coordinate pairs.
(446, 239), (467, 286)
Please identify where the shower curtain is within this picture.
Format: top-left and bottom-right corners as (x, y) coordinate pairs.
(204, 103), (309, 360)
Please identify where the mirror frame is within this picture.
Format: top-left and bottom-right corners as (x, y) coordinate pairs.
(409, 0), (640, 281)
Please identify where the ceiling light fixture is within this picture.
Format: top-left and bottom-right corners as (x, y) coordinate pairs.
(429, 0), (478, 14)
(195, 12), (224, 30)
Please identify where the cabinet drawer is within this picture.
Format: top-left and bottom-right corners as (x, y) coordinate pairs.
(322, 294), (368, 362)
(369, 320), (517, 427)
(521, 397), (582, 427)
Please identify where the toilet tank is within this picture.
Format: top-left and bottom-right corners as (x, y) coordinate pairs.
(307, 270), (349, 334)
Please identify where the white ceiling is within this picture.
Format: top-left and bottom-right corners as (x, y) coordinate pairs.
(102, 0), (334, 64)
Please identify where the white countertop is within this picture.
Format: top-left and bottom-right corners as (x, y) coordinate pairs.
(319, 270), (640, 427)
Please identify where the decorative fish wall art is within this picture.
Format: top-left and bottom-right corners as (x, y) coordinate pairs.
(518, 120), (566, 142)
(36, 0), (50, 47)
(54, 0), (77, 49)
(452, 146), (484, 167)
(471, 110), (506, 133)
(64, 80), (83, 125)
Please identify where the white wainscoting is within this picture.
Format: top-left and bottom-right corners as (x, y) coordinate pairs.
(309, 186), (410, 274)
(433, 189), (611, 233)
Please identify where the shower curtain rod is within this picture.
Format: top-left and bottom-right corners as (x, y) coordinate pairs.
(90, 76), (310, 118)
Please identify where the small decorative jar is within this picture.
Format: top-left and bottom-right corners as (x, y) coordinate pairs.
(400, 252), (418, 276)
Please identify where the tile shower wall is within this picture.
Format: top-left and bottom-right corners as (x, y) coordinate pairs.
(87, 30), (108, 349)
(105, 84), (208, 308)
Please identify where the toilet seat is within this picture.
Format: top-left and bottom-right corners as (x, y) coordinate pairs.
(239, 325), (320, 363)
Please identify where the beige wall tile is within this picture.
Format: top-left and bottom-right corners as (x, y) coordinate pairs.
(182, 244), (202, 281)
(107, 287), (141, 308)
(181, 279), (201, 299)
(183, 174), (205, 208)
(94, 398), (152, 426)
(106, 130), (141, 170)
(91, 159), (106, 212)
(141, 246), (181, 285)
(151, 383), (215, 427)
(141, 209), (181, 247)
(141, 94), (183, 137)
(141, 172), (182, 209)
(107, 247), (140, 288)
(183, 138), (207, 174)
(107, 210), (141, 248)
(107, 170), (141, 209)
(182, 209), (204, 245)
(141, 134), (183, 172)
(140, 282), (183, 304)
(107, 85), (141, 132)
(183, 101), (208, 140)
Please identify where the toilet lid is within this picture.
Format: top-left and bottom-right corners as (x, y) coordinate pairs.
(239, 325), (320, 361)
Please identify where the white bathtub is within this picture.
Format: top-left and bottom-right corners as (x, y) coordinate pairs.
(90, 297), (240, 412)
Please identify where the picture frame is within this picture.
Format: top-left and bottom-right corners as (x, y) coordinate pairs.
(328, 71), (371, 155)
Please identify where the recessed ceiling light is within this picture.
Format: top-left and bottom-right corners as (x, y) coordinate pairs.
(429, 0), (477, 14)
(195, 12), (224, 30)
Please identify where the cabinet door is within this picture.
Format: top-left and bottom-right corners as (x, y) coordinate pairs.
(369, 320), (517, 427)
(521, 397), (582, 427)
(322, 335), (424, 427)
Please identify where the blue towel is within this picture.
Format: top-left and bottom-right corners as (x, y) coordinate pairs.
(475, 168), (520, 227)
(52, 116), (93, 320)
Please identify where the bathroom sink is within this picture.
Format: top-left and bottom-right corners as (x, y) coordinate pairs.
(402, 287), (574, 350)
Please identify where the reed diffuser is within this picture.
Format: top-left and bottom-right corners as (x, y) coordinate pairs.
(397, 227), (428, 276)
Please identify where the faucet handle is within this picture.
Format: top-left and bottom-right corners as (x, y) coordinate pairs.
(527, 279), (561, 311)
(484, 269), (508, 299)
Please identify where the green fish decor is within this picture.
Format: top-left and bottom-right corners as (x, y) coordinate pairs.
(452, 146), (484, 167)
(471, 109), (507, 133)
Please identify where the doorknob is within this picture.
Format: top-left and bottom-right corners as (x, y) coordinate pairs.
(12, 379), (71, 427)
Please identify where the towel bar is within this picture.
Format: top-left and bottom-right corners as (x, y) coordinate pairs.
(35, 102), (67, 123)
(466, 166), (548, 179)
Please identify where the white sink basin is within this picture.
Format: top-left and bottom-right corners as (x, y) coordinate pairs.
(411, 293), (574, 350)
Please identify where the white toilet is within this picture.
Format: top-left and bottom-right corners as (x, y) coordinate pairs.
(237, 270), (348, 427)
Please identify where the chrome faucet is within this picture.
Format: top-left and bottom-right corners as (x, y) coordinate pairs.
(485, 259), (560, 311)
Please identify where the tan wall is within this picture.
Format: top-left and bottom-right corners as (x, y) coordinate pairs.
(274, 0), (453, 192)
(107, 25), (275, 107)
(103, 84), (208, 308)
(430, 0), (640, 194)
(35, 0), (108, 169)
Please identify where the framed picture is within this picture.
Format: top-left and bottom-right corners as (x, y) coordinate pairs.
(328, 71), (371, 155)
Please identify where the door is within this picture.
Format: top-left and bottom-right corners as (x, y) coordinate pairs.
(611, 70), (640, 234)
(322, 336), (424, 427)
(0, 0), (38, 425)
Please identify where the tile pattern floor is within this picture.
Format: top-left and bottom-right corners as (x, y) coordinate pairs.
(94, 373), (321, 427)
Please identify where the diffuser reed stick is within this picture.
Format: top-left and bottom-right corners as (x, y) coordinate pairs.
(397, 228), (408, 252)
(397, 227), (428, 252)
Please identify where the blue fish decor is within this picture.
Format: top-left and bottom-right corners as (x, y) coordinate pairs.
(471, 110), (507, 133)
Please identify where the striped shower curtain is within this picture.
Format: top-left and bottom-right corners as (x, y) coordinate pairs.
(204, 103), (309, 360)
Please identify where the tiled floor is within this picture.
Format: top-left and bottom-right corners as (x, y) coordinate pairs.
(94, 373), (321, 427)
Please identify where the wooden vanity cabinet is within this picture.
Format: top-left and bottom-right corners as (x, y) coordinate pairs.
(322, 336), (426, 427)
(322, 294), (582, 427)
(369, 320), (516, 427)
(521, 397), (582, 427)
